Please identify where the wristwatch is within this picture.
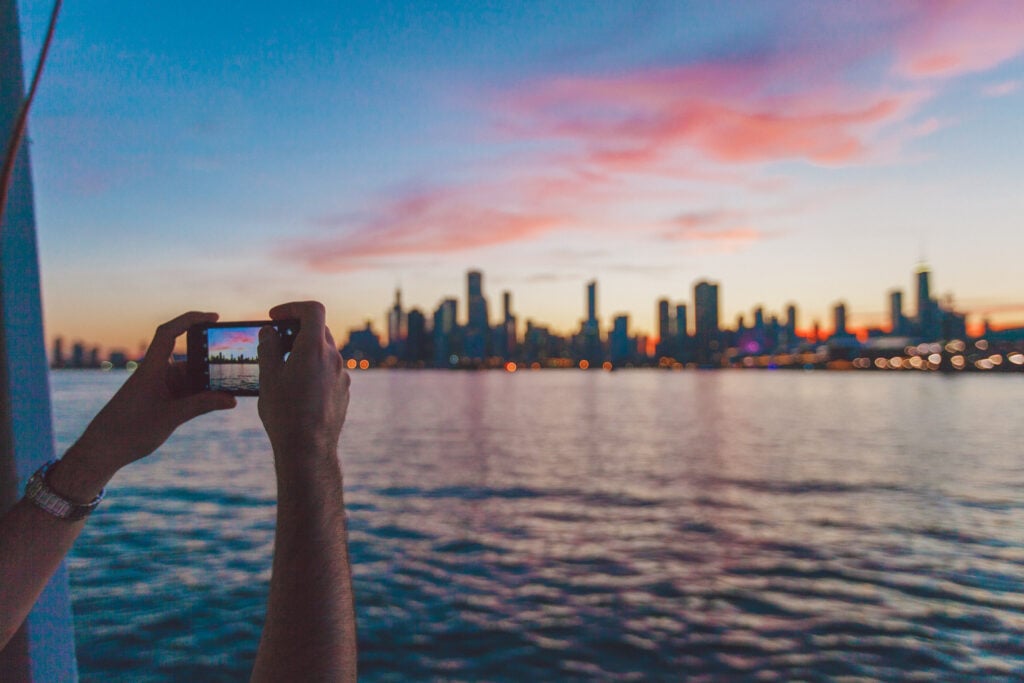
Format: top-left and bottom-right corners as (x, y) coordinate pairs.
(24, 459), (105, 521)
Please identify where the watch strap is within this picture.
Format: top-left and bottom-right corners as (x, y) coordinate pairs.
(24, 459), (105, 521)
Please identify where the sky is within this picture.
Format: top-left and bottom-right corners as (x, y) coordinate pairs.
(207, 327), (259, 360)
(15, 0), (1024, 353)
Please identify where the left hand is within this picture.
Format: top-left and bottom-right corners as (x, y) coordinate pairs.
(60, 311), (237, 492)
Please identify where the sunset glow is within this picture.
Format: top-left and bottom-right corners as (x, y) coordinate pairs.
(16, 0), (1024, 352)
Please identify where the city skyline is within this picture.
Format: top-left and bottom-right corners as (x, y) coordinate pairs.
(50, 260), (1022, 367)
(17, 2), (1024, 350)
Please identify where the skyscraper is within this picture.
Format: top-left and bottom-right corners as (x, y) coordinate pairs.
(465, 270), (489, 360)
(890, 290), (905, 335)
(582, 280), (601, 362)
(916, 266), (930, 320)
(387, 288), (404, 351)
(610, 315), (630, 364)
(916, 265), (939, 340)
(51, 336), (65, 369)
(694, 281), (720, 366)
(500, 290), (517, 358)
(433, 298), (457, 367)
(405, 308), (427, 363)
(833, 302), (848, 337)
(785, 304), (798, 346)
(586, 280), (597, 324)
(674, 304), (688, 339)
(657, 299), (671, 343)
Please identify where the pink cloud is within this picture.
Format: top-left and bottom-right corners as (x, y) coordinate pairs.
(982, 79), (1021, 97)
(289, 3), (1023, 272)
(209, 328), (258, 353)
(894, 1), (1024, 78)
(661, 210), (766, 249)
(499, 58), (923, 172)
(288, 186), (564, 272)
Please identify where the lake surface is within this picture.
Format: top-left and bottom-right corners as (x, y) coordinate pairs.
(53, 369), (1024, 681)
(208, 363), (260, 393)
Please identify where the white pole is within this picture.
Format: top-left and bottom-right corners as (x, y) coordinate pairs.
(0, 1), (79, 680)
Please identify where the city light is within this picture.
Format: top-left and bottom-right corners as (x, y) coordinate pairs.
(51, 264), (1024, 374)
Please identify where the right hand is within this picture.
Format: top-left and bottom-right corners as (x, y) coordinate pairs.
(257, 301), (350, 461)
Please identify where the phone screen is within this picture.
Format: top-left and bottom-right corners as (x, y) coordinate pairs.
(187, 320), (298, 396)
(206, 325), (262, 393)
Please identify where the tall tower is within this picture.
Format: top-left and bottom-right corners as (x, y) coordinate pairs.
(916, 264), (939, 340)
(833, 302), (848, 337)
(675, 304), (688, 338)
(694, 281), (720, 366)
(52, 336), (65, 369)
(586, 280), (597, 324)
(657, 299), (671, 342)
(582, 280), (601, 363)
(890, 290), (904, 335)
(433, 298), (457, 367)
(610, 315), (630, 364)
(387, 288), (404, 349)
(916, 266), (930, 320)
(501, 290), (516, 359)
(465, 270), (489, 360)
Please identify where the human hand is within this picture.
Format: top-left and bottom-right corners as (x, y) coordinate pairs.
(55, 312), (237, 499)
(257, 301), (350, 463)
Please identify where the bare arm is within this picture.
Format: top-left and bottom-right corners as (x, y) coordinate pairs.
(0, 311), (236, 649)
(251, 301), (357, 683)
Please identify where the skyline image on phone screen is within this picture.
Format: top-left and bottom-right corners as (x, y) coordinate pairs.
(207, 326), (262, 393)
(187, 320), (299, 396)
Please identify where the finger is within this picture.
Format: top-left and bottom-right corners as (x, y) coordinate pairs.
(268, 301), (325, 350)
(258, 325), (284, 375)
(172, 391), (237, 424)
(143, 311), (219, 370)
(324, 325), (337, 349)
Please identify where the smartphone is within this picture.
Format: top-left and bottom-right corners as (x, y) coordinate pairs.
(186, 319), (299, 396)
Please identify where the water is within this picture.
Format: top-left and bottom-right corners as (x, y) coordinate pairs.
(53, 369), (1024, 681)
(208, 364), (260, 393)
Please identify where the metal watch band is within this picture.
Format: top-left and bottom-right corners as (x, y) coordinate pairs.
(24, 459), (105, 521)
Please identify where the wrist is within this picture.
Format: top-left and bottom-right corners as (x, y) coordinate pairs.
(49, 442), (119, 504)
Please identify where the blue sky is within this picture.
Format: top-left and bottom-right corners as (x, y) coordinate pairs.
(16, 0), (1024, 351)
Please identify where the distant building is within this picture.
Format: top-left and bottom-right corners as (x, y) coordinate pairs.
(500, 290), (517, 359)
(833, 302), (848, 338)
(387, 288), (405, 354)
(889, 289), (905, 335)
(674, 304), (688, 339)
(916, 265), (941, 340)
(405, 308), (428, 363)
(465, 270), (489, 361)
(610, 315), (630, 364)
(785, 303), (798, 348)
(433, 298), (457, 367)
(656, 298), (671, 357)
(71, 342), (85, 369)
(694, 281), (720, 366)
(582, 280), (601, 363)
(344, 322), (383, 362)
(51, 336), (65, 369)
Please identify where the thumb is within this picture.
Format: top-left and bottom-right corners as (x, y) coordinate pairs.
(258, 325), (284, 375)
(173, 391), (237, 423)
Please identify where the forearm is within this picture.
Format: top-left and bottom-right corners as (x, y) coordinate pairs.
(251, 447), (357, 683)
(0, 445), (113, 649)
